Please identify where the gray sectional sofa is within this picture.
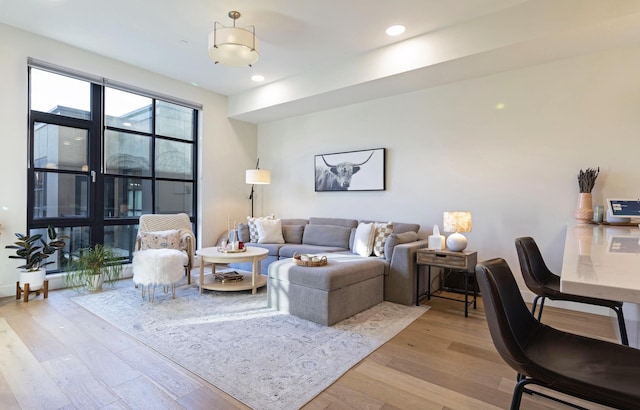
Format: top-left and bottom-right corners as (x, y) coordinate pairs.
(226, 217), (429, 306)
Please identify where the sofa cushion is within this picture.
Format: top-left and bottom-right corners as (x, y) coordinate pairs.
(353, 222), (376, 257)
(384, 231), (419, 261)
(237, 223), (250, 243)
(280, 218), (309, 226)
(282, 224), (305, 244)
(268, 255), (386, 291)
(279, 244), (350, 258)
(309, 217), (358, 228)
(256, 219), (285, 244)
(373, 222), (394, 258)
(391, 222), (420, 234)
(249, 243), (285, 257)
(302, 224), (352, 249)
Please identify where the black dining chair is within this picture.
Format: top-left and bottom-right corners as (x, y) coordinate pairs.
(475, 258), (640, 410)
(515, 236), (628, 346)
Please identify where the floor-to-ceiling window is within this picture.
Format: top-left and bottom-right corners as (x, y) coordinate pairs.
(27, 61), (199, 271)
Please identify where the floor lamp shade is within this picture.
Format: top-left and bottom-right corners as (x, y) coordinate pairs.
(443, 211), (472, 252)
(246, 169), (271, 184)
(246, 169), (271, 217)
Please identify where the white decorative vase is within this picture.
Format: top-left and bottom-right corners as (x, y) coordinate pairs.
(19, 268), (46, 291)
(446, 233), (468, 252)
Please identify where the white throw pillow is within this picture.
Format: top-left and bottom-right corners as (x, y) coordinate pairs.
(247, 214), (274, 242)
(255, 218), (285, 244)
(373, 222), (394, 258)
(353, 222), (376, 257)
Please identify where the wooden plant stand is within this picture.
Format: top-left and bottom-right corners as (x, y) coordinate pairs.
(16, 280), (49, 303)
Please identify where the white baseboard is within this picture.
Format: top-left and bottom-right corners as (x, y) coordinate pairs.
(0, 264), (134, 299)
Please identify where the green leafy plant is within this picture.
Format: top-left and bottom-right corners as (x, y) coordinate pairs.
(65, 244), (123, 291)
(577, 167), (599, 193)
(5, 226), (67, 271)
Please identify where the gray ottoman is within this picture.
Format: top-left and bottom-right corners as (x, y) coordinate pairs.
(267, 255), (386, 325)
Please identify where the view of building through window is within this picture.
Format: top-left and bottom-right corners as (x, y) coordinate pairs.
(28, 66), (198, 272)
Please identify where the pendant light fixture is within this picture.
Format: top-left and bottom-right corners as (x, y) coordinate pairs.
(208, 10), (259, 67)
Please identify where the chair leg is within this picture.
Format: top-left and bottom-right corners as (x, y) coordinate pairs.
(613, 305), (629, 346)
(513, 377), (591, 410)
(531, 295), (541, 318)
(510, 378), (529, 410)
(537, 297), (546, 321)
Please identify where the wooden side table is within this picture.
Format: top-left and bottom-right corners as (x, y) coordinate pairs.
(416, 248), (478, 317)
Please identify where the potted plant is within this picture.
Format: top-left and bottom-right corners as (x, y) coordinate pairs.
(5, 226), (67, 292)
(574, 167), (599, 223)
(65, 243), (123, 292)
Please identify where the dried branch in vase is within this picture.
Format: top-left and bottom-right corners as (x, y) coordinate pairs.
(577, 167), (599, 193)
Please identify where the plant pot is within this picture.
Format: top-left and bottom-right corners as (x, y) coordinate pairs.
(87, 274), (104, 292)
(19, 268), (46, 291)
(574, 193), (594, 224)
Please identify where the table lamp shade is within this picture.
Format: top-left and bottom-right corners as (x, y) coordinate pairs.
(443, 211), (472, 252)
(246, 169), (271, 184)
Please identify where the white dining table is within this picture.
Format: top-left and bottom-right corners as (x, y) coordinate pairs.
(561, 224), (640, 304)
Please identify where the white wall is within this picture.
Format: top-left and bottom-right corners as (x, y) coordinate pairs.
(257, 45), (640, 319)
(0, 23), (257, 297)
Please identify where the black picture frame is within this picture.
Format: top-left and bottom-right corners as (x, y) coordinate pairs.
(314, 148), (385, 192)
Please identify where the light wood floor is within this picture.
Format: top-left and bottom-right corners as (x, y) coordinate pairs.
(0, 281), (620, 410)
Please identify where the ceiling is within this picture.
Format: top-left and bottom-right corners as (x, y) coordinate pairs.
(2, 0), (640, 123)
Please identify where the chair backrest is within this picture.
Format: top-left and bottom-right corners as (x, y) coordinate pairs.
(137, 213), (195, 256)
(514, 237), (556, 294)
(475, 258), (543, 375)
(139, 213), (193, 233)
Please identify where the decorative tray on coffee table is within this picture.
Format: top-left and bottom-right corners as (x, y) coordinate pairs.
(217, 246), (247, 253)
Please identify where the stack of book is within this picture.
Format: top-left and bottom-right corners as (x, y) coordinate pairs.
(214, 271), (244, 282)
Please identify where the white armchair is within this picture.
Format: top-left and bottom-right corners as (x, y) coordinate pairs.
(136, 213), (195, 284)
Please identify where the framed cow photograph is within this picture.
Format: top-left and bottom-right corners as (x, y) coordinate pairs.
(314, 148), (385, 192)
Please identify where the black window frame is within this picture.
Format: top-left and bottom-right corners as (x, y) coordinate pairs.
(27, 63), (199, 272)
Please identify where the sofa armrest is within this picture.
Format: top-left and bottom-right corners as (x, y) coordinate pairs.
(385, 239), (430, 305)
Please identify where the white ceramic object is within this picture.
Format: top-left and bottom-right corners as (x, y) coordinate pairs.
(446, 233), (468, 252)
(19, 268), (46, 291)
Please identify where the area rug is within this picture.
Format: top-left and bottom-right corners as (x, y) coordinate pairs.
(72, 279), (428, 409)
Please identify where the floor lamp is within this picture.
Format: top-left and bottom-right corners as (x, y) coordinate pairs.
(246, 159), (271, 217)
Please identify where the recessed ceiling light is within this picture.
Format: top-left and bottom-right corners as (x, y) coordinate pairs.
(386, 25), (406, 36)
(123, 122), (132, 127)
(251, 75), (265, 82)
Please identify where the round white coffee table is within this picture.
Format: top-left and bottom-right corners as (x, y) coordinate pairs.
(196, 246), (268, 294)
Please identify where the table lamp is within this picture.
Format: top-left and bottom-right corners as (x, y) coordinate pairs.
(246, 159), (270, 217)
(443, 211), (472, 252)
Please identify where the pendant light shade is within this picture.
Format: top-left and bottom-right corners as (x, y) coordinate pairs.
(208, 11), (259, 67)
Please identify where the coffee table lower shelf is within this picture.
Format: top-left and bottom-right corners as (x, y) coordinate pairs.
(200, 270), (267, 292)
